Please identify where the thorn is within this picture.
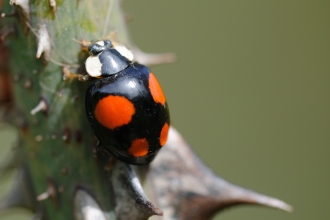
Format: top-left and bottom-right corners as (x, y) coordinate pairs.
(9, 0), (30, 21)
(147, 127), (293, 219)
(215, 181), (294, 212)
(36, 24), (51, 61)
(109, 161), (163, 219)
(49, 0), (56, 12)
(36, 179), (59, 209)
(73, 188), (107, 220)
(36, 192), (49, 201)
(30, 98), (48, 115)
(0, 141), (21, 176)
(0, 165), (37, 212)
(132, 47), (177, 66)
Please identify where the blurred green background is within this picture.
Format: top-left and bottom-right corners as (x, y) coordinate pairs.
(1, 0), (329, 219)
(124, 1), (330, 220)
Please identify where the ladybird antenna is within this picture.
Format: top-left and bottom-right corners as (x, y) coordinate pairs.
(72, 38), (82, 44)
(109, 31), (119, 45)
(72, 38), (91, 46)
(102, 0), (114, 38)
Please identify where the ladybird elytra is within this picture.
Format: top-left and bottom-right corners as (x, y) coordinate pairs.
(148, 72), (166, 105)
(160, 123), (169, 146)
(94, 95), (135, 130)
(128, 138), (149, 157)
(85, 40), (170, 165)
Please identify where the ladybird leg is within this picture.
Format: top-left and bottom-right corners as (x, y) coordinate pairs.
(72, 38), (91, 52)
(62, 39), (93, 81)
(96, 141), (112, 156)
(96, 141), (116, 171)
(62, 66), (91, 81)
(104, 157), (115, 172)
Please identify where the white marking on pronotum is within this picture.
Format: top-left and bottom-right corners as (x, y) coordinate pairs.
(114, 45), (134, 61)
(36, 24), (52, 61)
(95, 40), (105, 47)
(30, 99), (47, 115)
(49, 0), (56, 12)
(9, 0), (30, 20)
(85, 55), (102, 77)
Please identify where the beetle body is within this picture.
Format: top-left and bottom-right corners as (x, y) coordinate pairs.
(85, 40), (170, 165)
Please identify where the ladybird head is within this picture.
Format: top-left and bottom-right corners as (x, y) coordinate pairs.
(85, 40), (135, 78)
(88, 40), (112, 56)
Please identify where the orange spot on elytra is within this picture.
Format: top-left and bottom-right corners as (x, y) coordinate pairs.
(94, 95), (135, 130)
(128, 138), (149, 157)
(149, 73), (166, 105)
(160, 123), (169, 146)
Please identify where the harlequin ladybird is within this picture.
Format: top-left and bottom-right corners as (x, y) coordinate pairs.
(85, 40), (170, 165)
